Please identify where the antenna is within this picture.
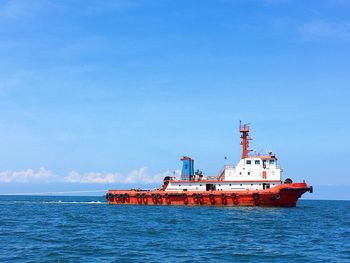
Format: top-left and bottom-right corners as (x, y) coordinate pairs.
(239, 121), (252, 159)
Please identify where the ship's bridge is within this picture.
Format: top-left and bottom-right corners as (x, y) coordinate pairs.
(222, 155), (281, 182)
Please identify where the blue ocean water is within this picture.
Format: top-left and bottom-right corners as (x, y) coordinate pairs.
(0, 196), (349, 262)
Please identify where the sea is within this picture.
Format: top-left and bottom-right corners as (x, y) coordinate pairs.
(0, 196), (349, 262)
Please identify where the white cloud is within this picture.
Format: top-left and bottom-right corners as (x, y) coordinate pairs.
(63, 170), (123, 184)
(122, 167), (174, 184)
(0, 167), (179, 184)
(63, 167), (178, 184)
(0, 168), (56, 183)
(298, 20), (350, 41)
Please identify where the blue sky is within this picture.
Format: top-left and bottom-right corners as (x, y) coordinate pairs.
(0, 0), (349, 199)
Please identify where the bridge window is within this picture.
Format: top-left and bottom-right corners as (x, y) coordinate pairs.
(270, 160), (275, 164)
(248, 172), (250, 175)
(255, 160), (260, 165)
(246, 160), (251, 165)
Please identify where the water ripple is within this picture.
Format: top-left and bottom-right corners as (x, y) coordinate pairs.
(0, 196), (349, 262)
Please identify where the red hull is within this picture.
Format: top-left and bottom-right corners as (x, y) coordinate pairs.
(107, 182), (312, 207)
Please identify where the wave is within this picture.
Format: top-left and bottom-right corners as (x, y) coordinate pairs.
(43, 200), (105, 204)
(0, 200), (107, 205)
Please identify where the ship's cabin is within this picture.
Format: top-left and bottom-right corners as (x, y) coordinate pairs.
(222, 154), (281, 181)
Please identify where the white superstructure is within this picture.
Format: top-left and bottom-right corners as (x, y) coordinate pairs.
(222, 155), (281, 181)
(163, 123), (283, 192)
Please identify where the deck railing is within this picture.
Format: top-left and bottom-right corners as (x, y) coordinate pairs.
(217, 165), (235, 180)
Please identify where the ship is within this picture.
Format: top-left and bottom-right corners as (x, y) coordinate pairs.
(106, 122), (313, 207)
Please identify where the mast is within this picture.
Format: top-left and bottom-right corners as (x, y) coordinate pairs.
(239, 121), (252, 159)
